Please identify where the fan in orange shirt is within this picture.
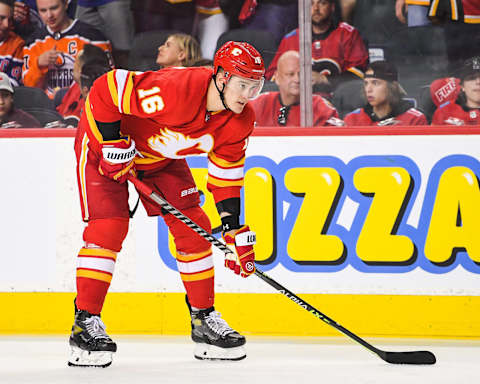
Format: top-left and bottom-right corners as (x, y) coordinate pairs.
(22, 0), (111, 98)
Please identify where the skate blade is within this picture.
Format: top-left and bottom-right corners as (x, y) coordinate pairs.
(194, 344), (246, 361)
(68, 346), (114, 368)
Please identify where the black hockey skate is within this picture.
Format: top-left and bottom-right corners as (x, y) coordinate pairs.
(68, 309), (117, 368)
(186, 296), (246, 360)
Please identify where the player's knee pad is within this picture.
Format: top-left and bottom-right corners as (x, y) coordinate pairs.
(83, 218), (129, 252)
(163, 206), (211, 254)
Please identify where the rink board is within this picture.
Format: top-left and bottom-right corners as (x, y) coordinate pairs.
(1, 127), (480, 337)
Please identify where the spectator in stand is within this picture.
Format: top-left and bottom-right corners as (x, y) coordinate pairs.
(0, 74), (40, 127)
(427, 0), (480, 73)
(265, 0), (368, 94)
(195, 0), (229, 60)
(22, 0), (112, 99)
(155, 33), (202, 69)
(57, 43), (111, 126)
(131, 0), (195, 35)
(13, 0), (76, 40)
(250, 50), (342, 127)
(432, 56), (480, 125)
(75, 0), (133, 68)
(0, 0), (24, 86)
(78, 59), (110, 97)
(240, 0), (299, 45)
(344, 60), (428, 126)
(395, 0), (431, 26)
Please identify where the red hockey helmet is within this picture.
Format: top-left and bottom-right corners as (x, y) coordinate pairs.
(214, 41), (265, 81)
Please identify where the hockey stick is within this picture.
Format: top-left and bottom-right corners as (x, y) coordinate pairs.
(128, 174), (436, 365)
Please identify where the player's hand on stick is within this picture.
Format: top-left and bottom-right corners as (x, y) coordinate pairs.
(98, 136), (136, 183)
(222, 225), (256, 277)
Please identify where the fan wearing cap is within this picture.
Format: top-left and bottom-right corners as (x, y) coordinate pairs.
(432, 57), (480, 126)
(344, 60), (428, 126)
(0, 74), (40, 127)
(69, 41), (265, 366)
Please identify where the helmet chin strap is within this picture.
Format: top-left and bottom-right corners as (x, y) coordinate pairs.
(213, 74), (230, 111)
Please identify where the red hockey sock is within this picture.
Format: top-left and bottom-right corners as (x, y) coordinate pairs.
(75, 246), (116, 314)
(76, 278), (110, 315)
(183, 276), (215, 309)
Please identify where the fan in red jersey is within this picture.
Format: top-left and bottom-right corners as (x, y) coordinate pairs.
(69, 41), (264, 367)
(344, 60), (428, 126)
(266, 0), (368, 94)
(432, 56), (480, 125)
(250, 50), (343, 127)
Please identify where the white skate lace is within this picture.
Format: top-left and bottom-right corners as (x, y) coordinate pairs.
(205, 311), (234, 337)
(83, 316), (109, 340)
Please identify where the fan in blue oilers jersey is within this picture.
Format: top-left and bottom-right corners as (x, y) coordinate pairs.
(0, 0), (24, 86)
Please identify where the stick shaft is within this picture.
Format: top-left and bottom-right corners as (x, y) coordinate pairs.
(128, 175), (435, 364)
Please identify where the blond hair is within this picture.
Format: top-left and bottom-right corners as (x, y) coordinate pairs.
(169, 33), (202, 67)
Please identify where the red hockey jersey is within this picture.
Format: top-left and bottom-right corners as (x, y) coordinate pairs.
(432, 100), (480, 125)
(250, 91), (341, 127)
(76, 67), (255, 203)
(56, 82), (83, 125)
(265, 22), (368, 80)
(344, 104), (428, 126)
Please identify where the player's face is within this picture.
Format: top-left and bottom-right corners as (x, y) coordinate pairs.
(0, 90), (13, 118)
(311, 0), (334, 26)
(37, 0), (69, 32)
(156, 37), (184, 68)
(462, 73), (480, 107)
(0, 3), (12, 42)
(276, 56), (300, 100)
(364, 76), (389, 108)
(224, 75), (264, 114)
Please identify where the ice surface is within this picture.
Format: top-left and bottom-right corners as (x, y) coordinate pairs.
(0, 336), (478, 384)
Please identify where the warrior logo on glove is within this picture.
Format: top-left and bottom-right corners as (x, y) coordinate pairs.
(222, 225), (256, 278)
(98, 136), (136, 183)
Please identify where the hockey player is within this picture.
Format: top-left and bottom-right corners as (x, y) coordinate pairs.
(432, 56), (480, 125)
(250, 50), (343, 127)
(344, 60), (428, 126)
(69, 41), (263, 367)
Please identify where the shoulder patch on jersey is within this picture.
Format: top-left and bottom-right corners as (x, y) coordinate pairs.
(407, 108), (424, 117)
(338, 22), (355, 32)
(25, 27), (49, 46)
(348, 108), (362, 115)
(439, 101), (451, 109)
(284, 29), (298, 39)
(71, 20), (109, 43)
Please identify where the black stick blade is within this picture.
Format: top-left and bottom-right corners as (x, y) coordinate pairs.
(382, 350), (436, 365)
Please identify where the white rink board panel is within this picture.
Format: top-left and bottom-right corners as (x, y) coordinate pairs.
(1, 134), (480, 295)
